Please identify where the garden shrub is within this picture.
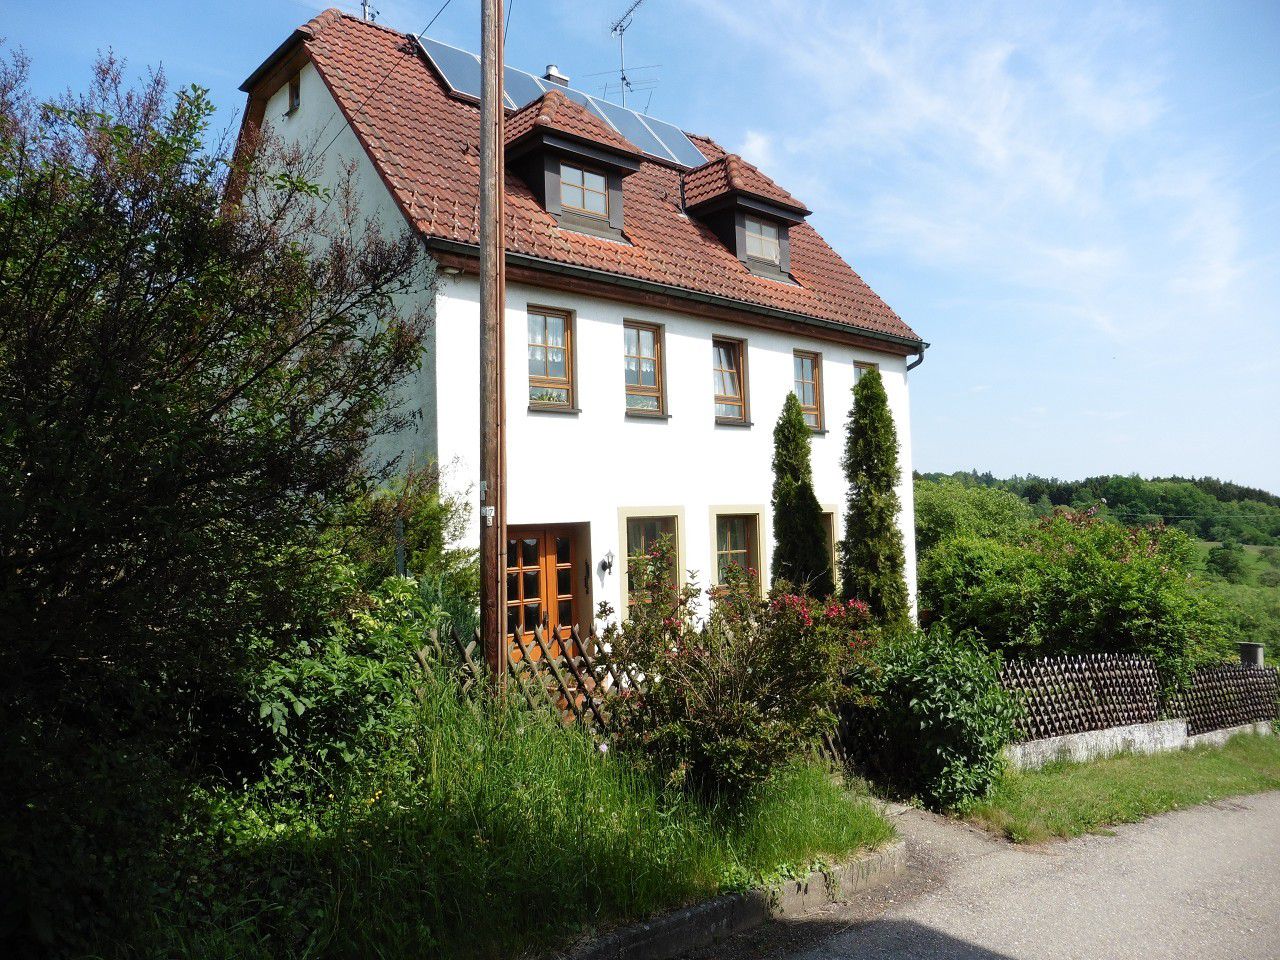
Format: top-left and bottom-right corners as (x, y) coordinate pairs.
(913, 475), (1033, 558)
(602, 539), (869, 802)
(843, 625), (1017, 809)
(919, 510), (1236, 689)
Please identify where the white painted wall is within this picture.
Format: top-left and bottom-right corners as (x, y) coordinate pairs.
(262, 61), (440, 476)
(434, 274), (919, 621)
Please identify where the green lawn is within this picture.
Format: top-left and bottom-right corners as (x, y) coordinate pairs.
(966, 734), (1280, 844)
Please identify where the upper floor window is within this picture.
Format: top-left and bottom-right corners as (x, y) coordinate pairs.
(287, 74), (301, 114)
(744, 215), (781, 264)
(793, 350), (823, 429)
(624, 321), (665, 415)
(854, 361), (878, 383)
(560, 163), (609, 218)
(712, 337), (748, 424)
(527, 307), (574, 408)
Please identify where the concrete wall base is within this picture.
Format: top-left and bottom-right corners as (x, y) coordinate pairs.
(567, 839), (906, 960)
(1186, 720), (1273, 749)
(1006, 718), (1275, 771)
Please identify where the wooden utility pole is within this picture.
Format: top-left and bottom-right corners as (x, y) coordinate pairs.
(479, 0), (508, 685)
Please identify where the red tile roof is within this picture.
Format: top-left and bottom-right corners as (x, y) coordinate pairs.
(684, 153), (810, 215)
(506, 89), (640, 158)
(270, 10), (920, 346)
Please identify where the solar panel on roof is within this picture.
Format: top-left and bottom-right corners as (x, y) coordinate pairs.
(420, 37), (482, 99)
(415, 35), (706, 168)
(503, 67), (545, 109)
(638, 115), (708, 169)
(589, 97), (677, 162)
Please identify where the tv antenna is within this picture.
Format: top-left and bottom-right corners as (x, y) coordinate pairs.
(610, 0), (647, 107)
(360, 0), (378, 22)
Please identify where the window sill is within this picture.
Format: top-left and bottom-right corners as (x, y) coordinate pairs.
(528, 404), (581, 415)
(809, 427), (829, 436)
(626, 409), (671, 421)
(715, 417), (753, 428)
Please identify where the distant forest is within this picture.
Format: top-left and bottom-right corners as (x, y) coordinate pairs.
(915, 472), (1280, 546)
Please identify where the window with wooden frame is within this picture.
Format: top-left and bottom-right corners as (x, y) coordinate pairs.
(287, 74), (301, 114)
(623, 321), (665, 415)
(744, 215), (781, 263)
(793, 350), (823, 429)
(527, 308), (574, 408)
(712, 337), (748, 423)
(560, 162), (609, 218)
(625, 515), (678, 597)
(715, 514), (759, 583)
(854, 361), (878, 383)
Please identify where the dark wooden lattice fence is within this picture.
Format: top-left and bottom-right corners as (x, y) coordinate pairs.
(999, 654), (1161, 741)
(1001, 653), (1280, 743)
(1168, 665), (1280, 737)
(425, 624), (639, 734)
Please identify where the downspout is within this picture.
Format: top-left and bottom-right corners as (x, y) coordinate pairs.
(907, 342), (928, 371)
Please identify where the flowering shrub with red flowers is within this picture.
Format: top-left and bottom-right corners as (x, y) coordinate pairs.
(599, 538), (873, 802)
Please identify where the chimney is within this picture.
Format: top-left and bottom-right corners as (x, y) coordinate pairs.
(543, 65), (570, 87)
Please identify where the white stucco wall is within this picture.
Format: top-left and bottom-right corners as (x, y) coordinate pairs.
(434, 274), (919, 621)
(262, 61), (440, 474)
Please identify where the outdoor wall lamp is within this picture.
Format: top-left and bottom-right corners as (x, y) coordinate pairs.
(600, 550), (615, 575)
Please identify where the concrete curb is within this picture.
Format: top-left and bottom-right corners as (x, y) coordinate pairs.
(565, 840), (907, 960)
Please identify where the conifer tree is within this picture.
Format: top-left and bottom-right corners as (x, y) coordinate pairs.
(771, 393), (835, 597)
(840, 368), (909, 622)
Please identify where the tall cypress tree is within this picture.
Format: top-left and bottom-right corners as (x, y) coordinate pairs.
(840, 367), (909, 622)
(771, 393), (835, 597)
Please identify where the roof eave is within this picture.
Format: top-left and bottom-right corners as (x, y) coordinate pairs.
(424, 237), (926, 354)
(239, 29), (309, 93)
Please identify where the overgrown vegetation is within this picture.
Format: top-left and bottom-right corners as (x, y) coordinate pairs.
(967, 734), (1280, 843)
(151, 640), (892, 960)
(920, 509), (1235, 689)
(840, 367), (909, 622)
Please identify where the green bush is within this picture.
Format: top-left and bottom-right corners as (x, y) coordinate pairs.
(1206, 541), (1249, 584)
(842, 626), (1017, 809)
(913, 476), (1033, 559)
(603, 539), (867, 801)
(920, 511), (1236, 689)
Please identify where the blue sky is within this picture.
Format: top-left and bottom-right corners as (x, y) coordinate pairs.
(7, 0), (1279, 490)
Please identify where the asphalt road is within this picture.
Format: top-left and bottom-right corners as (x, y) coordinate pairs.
(792, 791), (1280, 960)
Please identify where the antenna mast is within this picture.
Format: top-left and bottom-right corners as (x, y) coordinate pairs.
(361, 0), (377, 22)
(609, 0), (646, 106)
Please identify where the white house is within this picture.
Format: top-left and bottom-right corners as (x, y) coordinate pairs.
(238, 9), (927, 642)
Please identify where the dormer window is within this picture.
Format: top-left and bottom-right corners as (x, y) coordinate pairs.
(505, 89), (642, 241)
(560, 163), (609, 219)
(682, 153), (811, 282)
(744, 215), (780, 264)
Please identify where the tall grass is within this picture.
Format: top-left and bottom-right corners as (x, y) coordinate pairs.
(145, 663), (892, 959)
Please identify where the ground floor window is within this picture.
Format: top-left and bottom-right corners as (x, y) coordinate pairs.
(625, 515), (677, 596)
(715, 513), (759, 583)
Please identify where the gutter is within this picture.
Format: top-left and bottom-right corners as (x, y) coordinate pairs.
(426, 237), (930, 358)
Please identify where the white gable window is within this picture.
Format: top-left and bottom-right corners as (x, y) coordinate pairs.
(744, 215), (780, 263)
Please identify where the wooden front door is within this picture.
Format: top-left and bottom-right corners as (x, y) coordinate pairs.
(506, 526), (579, 660)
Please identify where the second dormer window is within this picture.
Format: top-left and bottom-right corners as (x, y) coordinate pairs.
(744, 215), (780, 263)
(560, 163), (609, 218)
